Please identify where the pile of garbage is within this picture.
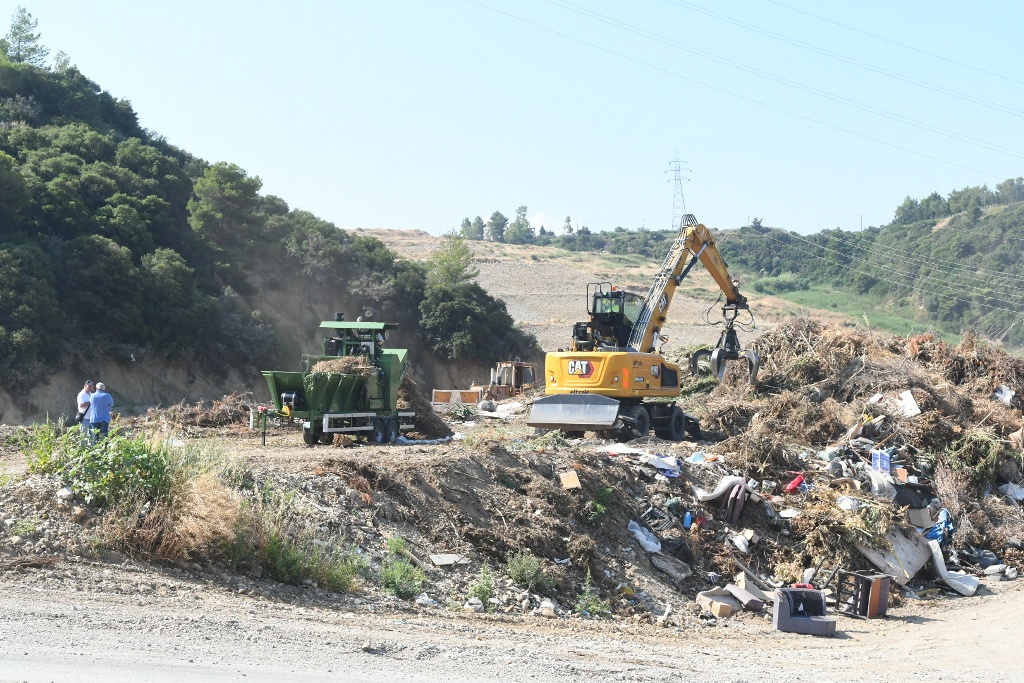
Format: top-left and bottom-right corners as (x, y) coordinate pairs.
(598, 319), (1023, 620)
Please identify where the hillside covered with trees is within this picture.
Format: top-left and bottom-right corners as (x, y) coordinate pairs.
(717, 186), (1024, 347)
(0, 8), (537, 390)
(455, 188), (1024, 348)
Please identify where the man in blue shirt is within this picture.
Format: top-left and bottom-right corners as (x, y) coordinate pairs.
(89, 382), (114, 440)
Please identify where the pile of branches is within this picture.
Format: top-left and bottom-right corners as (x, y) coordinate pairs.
(147, 392), (255, 428)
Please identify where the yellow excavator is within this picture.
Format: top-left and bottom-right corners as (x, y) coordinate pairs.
(526, 214), (760, 440)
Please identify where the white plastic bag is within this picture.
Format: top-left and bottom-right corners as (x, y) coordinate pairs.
(627, 520), (662, 553)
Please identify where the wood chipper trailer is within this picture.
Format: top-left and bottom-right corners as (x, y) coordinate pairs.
(261, 319), (415, 446)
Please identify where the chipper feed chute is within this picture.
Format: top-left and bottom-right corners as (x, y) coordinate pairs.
(527, 393), (621, 432)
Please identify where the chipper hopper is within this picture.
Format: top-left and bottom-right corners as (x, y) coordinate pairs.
(261, 317), (415, 446)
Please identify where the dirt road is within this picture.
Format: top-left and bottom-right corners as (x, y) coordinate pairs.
(1, 559), (1020, 683)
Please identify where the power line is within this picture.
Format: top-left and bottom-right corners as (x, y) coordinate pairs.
(913, 0), (1024, 35)
(661, 0), (1024, 118)
(755, 229), (1024, 315)
(465, 0), (1001, 179)
(773, 229), (1024, 301)
(823, 228), (1024, 287)
(547, 0), (1024, 160)
(764, 0), (1024, 86)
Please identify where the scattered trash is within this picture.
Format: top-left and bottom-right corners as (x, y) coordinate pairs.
(686, 451), (707, 463)
(997, 482), (1024, 503)
(627, 520), (662, 553)
(927, 540), (979, 597)
(559, 471), (581, 490)
(429, 553), (470, 566)
(773, 588), (837, 636)
(553, 557), (572, 565)
(836, 496), (860, 511)
(415, 593), (438, 607)
(994, 384), (1016, 407)
(696, 587), (741, 618)
(640, 453), (682, 478)
(896, 390), (922, 417)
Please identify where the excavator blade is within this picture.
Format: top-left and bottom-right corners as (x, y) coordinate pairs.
(527, 394), (621, 432)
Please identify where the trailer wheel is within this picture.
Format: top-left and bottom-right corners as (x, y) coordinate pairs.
(384, 418), (400, 444)
(302, 425), (317, 447)
(319, 431), (334, 445)
(368, 417), (385, 444)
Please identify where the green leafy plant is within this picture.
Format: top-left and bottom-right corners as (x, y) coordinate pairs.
(468, 562), (494, 606)
(505, 550), (546, 592)
(584, 487), (614, 522)
(386, 535), (409, 555)
(573, 569), (611, 617)
(380, 558), (426, 599)
(10, 518), (38, 537)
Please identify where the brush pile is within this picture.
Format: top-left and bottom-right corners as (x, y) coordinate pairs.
(146, 392), (255, 428)
(309, 357), (372, 378)
(670, 318), (1024, 584)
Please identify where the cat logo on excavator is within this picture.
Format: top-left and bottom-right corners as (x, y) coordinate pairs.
(566, 359), (594, 378)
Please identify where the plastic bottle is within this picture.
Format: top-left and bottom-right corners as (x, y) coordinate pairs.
(683, 511), (693, 529)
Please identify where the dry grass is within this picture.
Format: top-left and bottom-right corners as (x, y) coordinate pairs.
(109, 473), (240, 561)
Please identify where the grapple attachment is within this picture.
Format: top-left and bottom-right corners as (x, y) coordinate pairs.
(527, 393), (621, 432)
(689, 324), (760, 385)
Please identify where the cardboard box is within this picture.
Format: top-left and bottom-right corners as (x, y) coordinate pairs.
(871, 450), (891, 472)
(906, 508), (934, 528)
(559, 471), (581, 489)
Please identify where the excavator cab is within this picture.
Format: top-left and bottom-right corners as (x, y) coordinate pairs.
(571, 283), (643, 351)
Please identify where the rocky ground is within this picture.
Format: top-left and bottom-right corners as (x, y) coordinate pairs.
(0, 549), (1021, 682)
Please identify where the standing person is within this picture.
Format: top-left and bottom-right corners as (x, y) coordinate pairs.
(89, 382), (114, 440)
(76, 379), (94, 439)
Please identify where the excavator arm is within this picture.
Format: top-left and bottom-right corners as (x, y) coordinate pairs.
(628, 214), (759, 382)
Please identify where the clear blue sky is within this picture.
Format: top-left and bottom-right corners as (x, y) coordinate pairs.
(7, 1), (1024, 235)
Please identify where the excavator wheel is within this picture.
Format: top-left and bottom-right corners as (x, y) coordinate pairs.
(560, 430), (585, 439)
(620, 404), (650, 441)
(655, 406), (688, 441)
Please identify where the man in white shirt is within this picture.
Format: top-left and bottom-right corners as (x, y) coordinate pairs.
(77, 379), (94, 441)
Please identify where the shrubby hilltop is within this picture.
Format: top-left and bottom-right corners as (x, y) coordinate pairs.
(0, 8), (538, 405)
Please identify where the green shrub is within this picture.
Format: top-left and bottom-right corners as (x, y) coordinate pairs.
(386, 535), (409, 555)
(573, 570), (610, 617)
(585, 487), (614, 522)
(22, 422), (173, 506)
(265, 531), (306, 585)
(506, 550), (546, 591)
(468, 562), (494, 605)
(750, 272), (810, 295)
(380, 558), (426, 599)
